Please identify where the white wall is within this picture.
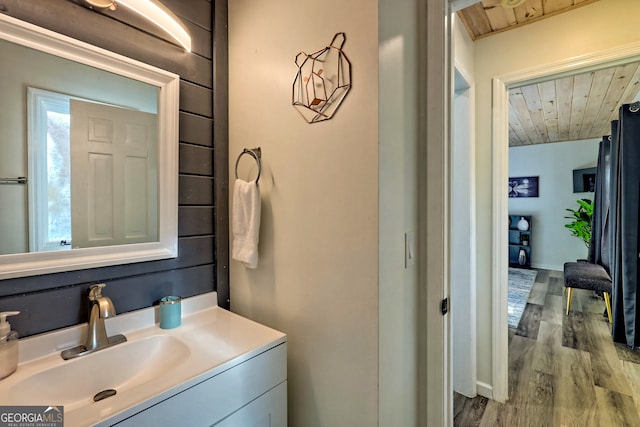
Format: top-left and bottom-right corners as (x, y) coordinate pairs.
(378, 0), (419, 424)
(453, 12), (474, 82)
(229, 0), (425, 424)
(472, 0), (640, 391)
(229, 1), (383, 425)
(509, 139), (600, 270)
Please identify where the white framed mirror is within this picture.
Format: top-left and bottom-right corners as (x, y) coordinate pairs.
(0, 14), (179, 279)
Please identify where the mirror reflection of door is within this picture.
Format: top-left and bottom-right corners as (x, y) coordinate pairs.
(70, 100), (158, 248)
(26, 90), (158, 252)
(27, 88), (72, 253)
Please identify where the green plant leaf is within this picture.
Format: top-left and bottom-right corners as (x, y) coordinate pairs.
(564, 198), (593, 248)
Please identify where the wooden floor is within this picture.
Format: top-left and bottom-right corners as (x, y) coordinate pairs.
(454, 269), (640, 426)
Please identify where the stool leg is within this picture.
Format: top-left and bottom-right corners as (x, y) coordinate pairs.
(603, 292), (613, 324)
(566, 287), (573, 316)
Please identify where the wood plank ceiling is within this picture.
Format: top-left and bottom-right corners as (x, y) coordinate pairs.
(457, 0), (599, 41)
(509, 63), (640, 146)
(457, 0), (640, 146)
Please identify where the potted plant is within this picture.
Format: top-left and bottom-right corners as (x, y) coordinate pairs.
(519, 233), (529, 246)
(564, 198), (593, 248)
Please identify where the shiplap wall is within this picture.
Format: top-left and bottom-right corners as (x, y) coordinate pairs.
(0, 0), (228, 337)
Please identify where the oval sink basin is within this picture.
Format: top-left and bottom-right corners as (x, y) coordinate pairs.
(9, 335), (190, 410)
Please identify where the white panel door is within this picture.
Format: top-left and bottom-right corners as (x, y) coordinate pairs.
(70, 100), (158, 248)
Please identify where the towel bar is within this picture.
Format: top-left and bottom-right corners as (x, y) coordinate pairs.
(0, 177), (27, 185)
(235, 148), (261, 183)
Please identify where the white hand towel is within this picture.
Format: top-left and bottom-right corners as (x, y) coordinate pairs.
(232, 178), (261, 269)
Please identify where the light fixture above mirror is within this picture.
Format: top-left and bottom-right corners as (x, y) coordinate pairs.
(81, 0), (192, 52)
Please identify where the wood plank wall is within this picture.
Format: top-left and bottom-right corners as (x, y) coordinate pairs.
(0, 0), (229, 337)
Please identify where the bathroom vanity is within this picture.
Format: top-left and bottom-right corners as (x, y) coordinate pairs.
(0, 293), (287, 426)
(0, 11), (285, 426)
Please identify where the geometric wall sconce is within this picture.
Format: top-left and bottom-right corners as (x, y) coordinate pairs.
(292, 33), (351, 123)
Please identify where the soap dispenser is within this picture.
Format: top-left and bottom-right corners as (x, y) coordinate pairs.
(0, 311), (20, 379)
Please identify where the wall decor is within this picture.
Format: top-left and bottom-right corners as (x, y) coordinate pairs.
(508, 176), (539, 198)
(572, 167), (597, 193)
(292, 32), (351, 123)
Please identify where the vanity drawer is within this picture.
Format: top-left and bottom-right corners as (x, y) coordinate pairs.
(112, 343), (287, 427)
(214, 381), (287, 427)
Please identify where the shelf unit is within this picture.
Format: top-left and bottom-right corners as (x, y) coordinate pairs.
(508, 215), (532, 268)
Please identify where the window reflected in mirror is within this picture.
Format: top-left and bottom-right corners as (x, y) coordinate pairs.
(29, 89), (72, 252)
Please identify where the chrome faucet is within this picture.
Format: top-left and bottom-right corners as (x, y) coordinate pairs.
(61, 284), (127, 360)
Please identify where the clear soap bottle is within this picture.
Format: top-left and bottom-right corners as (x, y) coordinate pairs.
(0, 311), (20, 380)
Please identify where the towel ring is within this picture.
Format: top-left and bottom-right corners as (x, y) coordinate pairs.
(235, 147), (262, 183)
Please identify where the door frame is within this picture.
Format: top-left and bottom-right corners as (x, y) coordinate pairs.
(417, 0), (452, 424)
(451, 65), (477, 398)
(491, 40), (640, 402)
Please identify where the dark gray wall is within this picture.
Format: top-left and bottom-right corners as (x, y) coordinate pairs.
(0, 0), (229, 337)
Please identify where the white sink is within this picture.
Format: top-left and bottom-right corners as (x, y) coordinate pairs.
(0, 293), (287, 427)
(8, 335), (190, 411)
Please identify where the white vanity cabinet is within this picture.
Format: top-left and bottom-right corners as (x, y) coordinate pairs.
(4, 294), (287, 427)
(112, 343), (287, 427)
(214, 382), (287, 426)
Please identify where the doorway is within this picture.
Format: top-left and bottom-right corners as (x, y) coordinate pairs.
(446, 0), (640, 407)
(491, 41), (640, 399)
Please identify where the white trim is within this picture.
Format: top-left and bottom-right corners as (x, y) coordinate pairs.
(531, 263), (563, 272)
(497, 40), (640, 89)
(450, 14), (478, 398)
(417, 0), (451, 425)
(451, 70), (477, 398)
(0, 14), (176, 87)
(0, 14), (179, 279)
(491, 76), (510, 403)
(491, 39), (640, 404)
(467, 79), (478, 398)
(476, 381), (493, 399)
(27, 89), (72, 253)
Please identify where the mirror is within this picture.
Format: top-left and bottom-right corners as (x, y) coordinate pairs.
(0, 14), (179, 279)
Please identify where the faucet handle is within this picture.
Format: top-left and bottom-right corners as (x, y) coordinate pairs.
(89, 284), (107, 301)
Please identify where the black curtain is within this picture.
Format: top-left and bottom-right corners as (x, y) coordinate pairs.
(610, 120), (623, 342)
(611, 104), (640, 348)
(589, 136), (612, 270)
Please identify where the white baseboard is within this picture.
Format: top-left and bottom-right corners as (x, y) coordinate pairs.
(476, 381), (493, 400)
(454, 388), (477, 399)
(531, 263), (562, 271)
